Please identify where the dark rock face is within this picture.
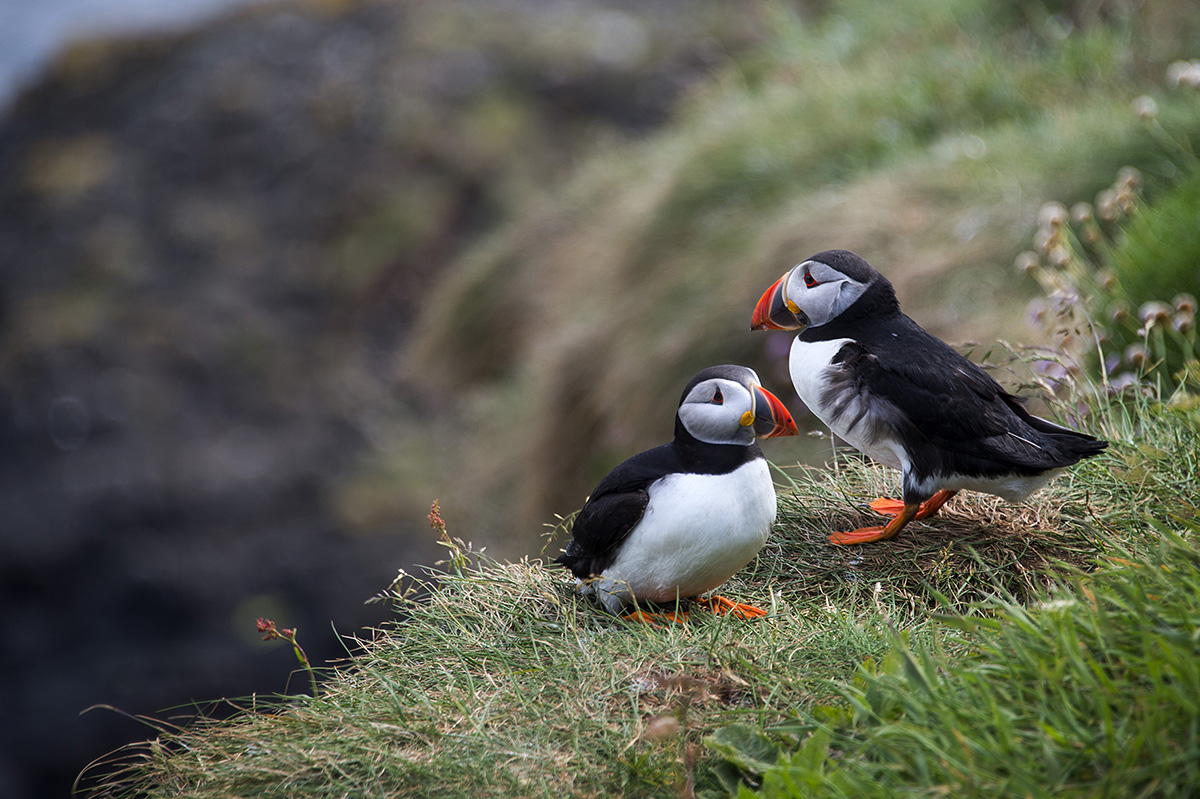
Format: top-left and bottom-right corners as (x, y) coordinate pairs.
(0, 1), (756, 796)
(0, 9), (434, 795)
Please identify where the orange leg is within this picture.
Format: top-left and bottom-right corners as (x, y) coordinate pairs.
(828, 501), (921, 545)
(694, 595), (767, 619)
(622, 609), (690, 625)
(868, 490), (958, 520)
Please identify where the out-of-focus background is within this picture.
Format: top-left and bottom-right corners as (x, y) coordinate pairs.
(0, 0), (1196, 796)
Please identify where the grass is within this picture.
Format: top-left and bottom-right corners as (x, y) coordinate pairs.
(81, 382), (1200, 798)
(736, 527), (1200, 798)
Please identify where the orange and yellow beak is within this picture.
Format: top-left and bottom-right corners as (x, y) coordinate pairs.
(750, 384), (798, 439)
(750, 272), (809, 332)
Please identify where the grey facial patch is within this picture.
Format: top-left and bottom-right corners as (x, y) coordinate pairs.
(677, 378), (755, 446)
(791, 261), (871, 328)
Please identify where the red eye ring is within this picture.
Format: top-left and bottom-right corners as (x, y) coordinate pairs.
(803, 272), (818, 288)
(712, 389), (723, 404)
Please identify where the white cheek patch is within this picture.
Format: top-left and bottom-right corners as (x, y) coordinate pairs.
(833, 279), (868, 315)
(789, 268), (869, 328)
(678, 380), (756, 446)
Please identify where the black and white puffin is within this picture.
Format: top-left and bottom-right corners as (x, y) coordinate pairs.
(555, 365), (798, 622)
(750, 249), (1107, 545)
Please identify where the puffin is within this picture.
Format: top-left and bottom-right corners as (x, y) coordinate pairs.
(750, 249), (1107, 545)
(555, 365), (798, 622)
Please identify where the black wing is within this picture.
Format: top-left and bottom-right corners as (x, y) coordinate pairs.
(554, 443), (680, 579)
(850, 315), (1103, 472)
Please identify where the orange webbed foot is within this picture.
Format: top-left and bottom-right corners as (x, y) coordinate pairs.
(828, 525), (894, 545)
(829, 501), (921, 546)
(867, 497), (907, 516)
(868, 490), (957, 521)
(695, 595), (767, 619)
(622, 609), (689, 625)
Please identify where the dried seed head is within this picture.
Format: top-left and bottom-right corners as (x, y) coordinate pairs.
(1026, 298), (1047, 326)
(1124, 343), (1147, 369)
(1096, 269), (1116, 291)
(1108, 302), (1130, 323)
(1033, 226), (1057, 254)
(1139, 300), (1173, 325)
(1167, 59), (1200, 88)
(1167, 60), (1191, 86)
(1034, 359), (1068, 380)
(1037, 201), (1069, 229)
(641, 714), (683, 742)
(1174, 293), (1197, 314)
(1070, 202), (1093, 225)
(1014, 250), (1040, 274)
(1116, 166), (1142, 190)
(1047, 244), (1072, 269)
(1095, 188), (1120, 221)
(1175, 310), (1195, 333)
(1132, 95), (1157, 120)
(1109, 372), (1139, 393)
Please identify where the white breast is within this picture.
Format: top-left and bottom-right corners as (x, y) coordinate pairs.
(788, 336), (908, 472)
(588, 459), (776, 613)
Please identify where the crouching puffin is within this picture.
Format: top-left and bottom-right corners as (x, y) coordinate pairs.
(555, 365), (798, 622)
(750, 249), (1107, 545)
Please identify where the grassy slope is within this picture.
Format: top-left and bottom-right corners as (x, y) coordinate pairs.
(86, 390), (1200, 798)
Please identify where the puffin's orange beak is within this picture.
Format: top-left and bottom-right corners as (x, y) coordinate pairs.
(751, 384), (798, 439)
(751, 273), (808, 332)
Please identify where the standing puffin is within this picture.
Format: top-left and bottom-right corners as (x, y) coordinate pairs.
(555, 365), (798, 622)
(750, 249), (1107, 545)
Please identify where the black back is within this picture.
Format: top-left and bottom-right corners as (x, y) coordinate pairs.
(800, 255), (1106, 493)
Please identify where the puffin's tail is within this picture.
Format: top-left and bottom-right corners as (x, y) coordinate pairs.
(1027, 415), (1109, 465)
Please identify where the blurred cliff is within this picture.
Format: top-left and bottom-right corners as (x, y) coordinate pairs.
(0, 1), (764, 795)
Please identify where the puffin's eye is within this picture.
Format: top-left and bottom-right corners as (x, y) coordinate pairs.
(803, 272), (819, 288)
(712, 388), (723, 404)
